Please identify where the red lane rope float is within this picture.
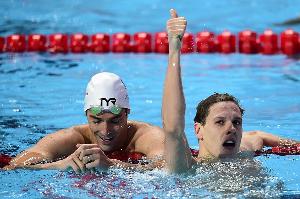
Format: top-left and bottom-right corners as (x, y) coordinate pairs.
(0, 151), (145, 169)
(281, 29), (300, 56)
(0, 36), (5, 52)
(49, 33), (68, 53)
(154, 32), (169, 53)
(1, 29), (300, 55)
(133, 32), (152, 53)
(262, 144), (300, 156)
(28, 34), (47, 52)
(259, 30), (279, 55)
(217, 31), (236, 54)
(191, 144), (300, 157)
(105, 150), (145, 164)
(6, 34), (26, 52)
(238, 30), (259, 54)
(1, 145), (300, 168)
(112, 33), (131, 53)
(181, 33), (195, 53)
(90, 33), (110, 53)
(70, 33), (89, 53)
(0, 154), (12, 168)
(196, 31), (216, 53)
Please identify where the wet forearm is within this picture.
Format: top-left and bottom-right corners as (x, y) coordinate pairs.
(257, 131), (299, 147)
(17, 161), (61, 170)
(7, 151), (51, 168)
(162, 38), (185, 134)
(278, 137), (300, 146)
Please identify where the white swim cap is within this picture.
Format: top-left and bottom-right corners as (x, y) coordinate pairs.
(84, 72), (130, 113)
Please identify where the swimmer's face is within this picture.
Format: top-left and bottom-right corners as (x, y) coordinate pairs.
(196, 101), (242, 158)
(86, 109), (128, 152)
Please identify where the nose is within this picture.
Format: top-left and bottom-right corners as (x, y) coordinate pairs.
(99, 121), (110, 135)
(226, 122), (236, 135)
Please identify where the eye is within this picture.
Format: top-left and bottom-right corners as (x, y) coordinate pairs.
(93, 120), (102, 124)
(111, 118), (121, 124)
(216, 120), (224, 125)
(233, 120), (242, 126)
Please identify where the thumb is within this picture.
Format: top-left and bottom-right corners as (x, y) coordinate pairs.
(170, 9), (178, 18)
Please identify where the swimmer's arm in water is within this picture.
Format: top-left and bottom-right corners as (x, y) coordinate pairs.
(58, 126), (165, 172)
(162, 9), (194, 173)
(240, 130), (300, 151)
(5, 126), (86, 170)
(5, 124), (165, 172)
(74, 125), (166, 172)
(30, 125), (165, 172)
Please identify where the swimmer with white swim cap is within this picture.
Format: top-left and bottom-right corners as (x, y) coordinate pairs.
(163, 9), (300, 173)
(6, 72), (165, 172)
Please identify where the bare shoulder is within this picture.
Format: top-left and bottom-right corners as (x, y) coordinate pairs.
(128, 120), (164, 139)
(71, 124), (91, 142)
(240, 131), (263, 151)
(42, 124), (88, 143)
(128, 120), (164, 157)
(241, 131), (258, 142)
(27, 124), (90, 158)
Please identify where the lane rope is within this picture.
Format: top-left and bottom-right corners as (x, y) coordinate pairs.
(2, 144), (300, 168)
(1, 29), (299, 55)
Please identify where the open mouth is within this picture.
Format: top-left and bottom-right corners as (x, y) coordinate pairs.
(222, 140), (236, 148)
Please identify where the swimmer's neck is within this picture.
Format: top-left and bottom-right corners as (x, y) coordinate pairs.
(196, 151), (253, 162)
(196, 148), (216, 162)
(196, 148), (243, 162)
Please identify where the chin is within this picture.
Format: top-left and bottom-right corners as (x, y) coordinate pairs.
(102, 147), (114, 153)
(218, 148), (238, 158)
(96, 143), (110, 152)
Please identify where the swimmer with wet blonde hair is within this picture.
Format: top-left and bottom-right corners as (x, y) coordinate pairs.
(162, 9), (300, 173)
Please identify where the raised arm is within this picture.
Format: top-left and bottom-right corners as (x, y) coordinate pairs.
(162, 9), (193, 173)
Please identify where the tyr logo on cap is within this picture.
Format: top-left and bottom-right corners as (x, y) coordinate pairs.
(100, 98), (116, 107)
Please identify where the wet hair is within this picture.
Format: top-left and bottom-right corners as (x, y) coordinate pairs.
(194, 93), (244, 125)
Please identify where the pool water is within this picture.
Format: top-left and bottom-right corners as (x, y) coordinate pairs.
(1, 0), (300, 198)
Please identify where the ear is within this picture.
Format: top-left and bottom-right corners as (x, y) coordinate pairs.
(194, 123), (203, 140)
(124, 108), (130, 116)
